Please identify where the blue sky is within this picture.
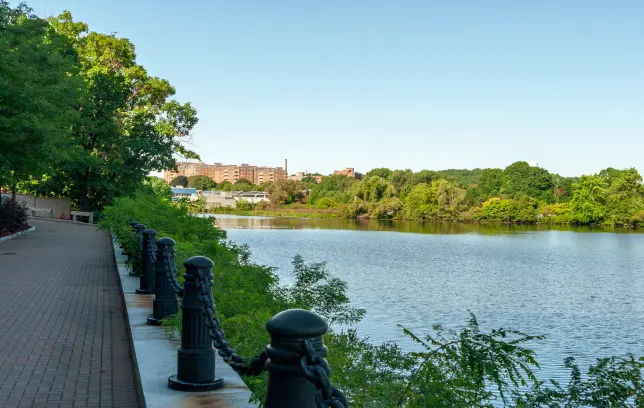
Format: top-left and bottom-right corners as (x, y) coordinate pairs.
(24, 0), (644, 177)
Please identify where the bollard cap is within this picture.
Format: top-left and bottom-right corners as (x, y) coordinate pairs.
(143, 229), (157, 235)
(135, 223), (146, 230)
(266, 309), (328, 339)
(184, 256), (214, 270)
(156, 237), (175, 247)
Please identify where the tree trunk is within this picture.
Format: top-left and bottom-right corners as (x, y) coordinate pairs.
(78, 168), (91, 212)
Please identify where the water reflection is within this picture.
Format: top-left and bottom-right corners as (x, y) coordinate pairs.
(204, 214), (643, 235)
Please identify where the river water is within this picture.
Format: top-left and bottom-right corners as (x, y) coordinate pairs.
(210, 214), (644, 385)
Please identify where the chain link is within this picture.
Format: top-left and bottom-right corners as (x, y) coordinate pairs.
(299, 339), (349, 408)
(163, 246), (184, 297)
(147, 236), (157, 263)
(194, 271), (267, 376)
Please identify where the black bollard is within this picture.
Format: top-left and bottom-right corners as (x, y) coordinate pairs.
(136, 228), (156, 294)
(147, 238), (180, 325)
(132, 223), (146, 276)
(264, 309), (329, 408)
(168, 256), (223, 391)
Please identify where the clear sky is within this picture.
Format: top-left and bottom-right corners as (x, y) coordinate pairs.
(23, 0), (644, 177)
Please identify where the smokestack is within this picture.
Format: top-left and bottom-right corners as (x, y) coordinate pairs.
(285, 159), (288, 175)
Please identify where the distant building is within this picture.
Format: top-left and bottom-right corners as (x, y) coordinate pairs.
(202, 190), (269, 209)
(164, 159), (288, 185)
(171, 187), (199, 202)
(333, 167), (355, 178)
(528, 161), (539, 167)
(288, 171), (324, 183)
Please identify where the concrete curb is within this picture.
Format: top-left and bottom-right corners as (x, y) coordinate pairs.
(111, 235), (147, 408)
(110, 234), (256, 408)
(0, 224), (36, 244)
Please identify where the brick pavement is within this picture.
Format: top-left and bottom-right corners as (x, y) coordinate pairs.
(0, 219), (140, 408)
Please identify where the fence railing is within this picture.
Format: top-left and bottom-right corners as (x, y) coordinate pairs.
(124, 221), (349, 408)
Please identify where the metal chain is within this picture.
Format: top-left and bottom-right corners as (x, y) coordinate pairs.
(137, 228), (143, 254)
(163, 246), (184, 297)
(147, 236), (157, 263)
(299, 339), (349, 408)
(194, 271), (267, 376)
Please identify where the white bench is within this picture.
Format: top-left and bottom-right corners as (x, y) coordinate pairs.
(27, 207), (53, 217)
(71, 211), (94, 224)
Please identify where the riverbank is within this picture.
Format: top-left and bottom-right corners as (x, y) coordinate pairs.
(204, 207), (641, 229)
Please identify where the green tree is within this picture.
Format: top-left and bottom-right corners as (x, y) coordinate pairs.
(309, 175), (356, 204)
(501, 162), (555, 203)
(390, 169), (414, 195)
(350, 176), (395, 203)
(365, 167), (393, 180)
(0, 2), (81, 201)
(144, 176), (172, 200)
(218, 180), (234, 191)
(169, 175), (188, 187)
(552, 174), (576, 203)
(266, 180), (307, 205)
(433, 179), (467, 220)
(187, 175), (216, 190)
(468, 168), (503, 204)
(26, 12), (199, 211)
(403, 183), (437, 220)
(601, 168), (643, 226)
(569, 175), (607, 224)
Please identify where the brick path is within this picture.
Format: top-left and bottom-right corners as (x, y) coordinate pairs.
(0, 219), (140, 408)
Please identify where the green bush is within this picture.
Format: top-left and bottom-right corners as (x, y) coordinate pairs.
(0, 196), (28, 234)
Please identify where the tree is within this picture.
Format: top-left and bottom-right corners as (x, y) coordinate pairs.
(187, 175), (216, 190)
(467, 168), (502, 204)
(365, 168), (393, 180)
(309, 175), (356, 204)
(24, 12), (199, 211)
(433, 179), (467, 220)
(169, 175), (188, 187)
(390, 169), (414, 195)
(350, 176), (395, 203)
(144, 176), (172, 200)
(218, 180), (233, 191)
(266, 180), (307, 205)
(235, 178), (252, 185)
(569, 175), (608, 224)
(552, 174), (576, 203)
(501, 162), (555, 203)
(0, 3), (82, 203)
(601, 168), (643, 225)
(402, 183), (437, 220)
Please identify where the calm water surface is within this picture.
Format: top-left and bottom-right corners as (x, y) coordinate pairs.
(211, 214), (644, 384)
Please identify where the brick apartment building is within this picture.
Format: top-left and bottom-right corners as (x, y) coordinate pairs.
(333, 167), (355, 178)
(164, 160), (288, 185)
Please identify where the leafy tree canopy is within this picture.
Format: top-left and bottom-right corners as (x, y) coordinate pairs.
(187, 175), (216, 190)
(0, 2), (81, 195)
(18, 11), (199, 211)
(169, 175), (188, 187)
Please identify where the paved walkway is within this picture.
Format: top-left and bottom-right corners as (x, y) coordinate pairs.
(0, 219), (140, 408)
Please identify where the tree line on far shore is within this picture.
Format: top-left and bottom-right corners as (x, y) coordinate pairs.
(189, 162), (644, 227)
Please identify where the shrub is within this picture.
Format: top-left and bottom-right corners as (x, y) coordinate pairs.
(316, 197), (338, 209)
(0, 196), (28, 234)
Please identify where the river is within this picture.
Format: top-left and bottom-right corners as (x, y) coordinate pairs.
(209, 214), (644, 385)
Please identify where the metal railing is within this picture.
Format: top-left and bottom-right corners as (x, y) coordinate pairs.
(125, 221), (349, 408)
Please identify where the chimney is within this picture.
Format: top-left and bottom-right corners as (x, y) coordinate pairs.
(284, 159), (288, 175)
